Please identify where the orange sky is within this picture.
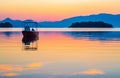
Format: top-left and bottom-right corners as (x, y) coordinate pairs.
(0, 0), (120, 21)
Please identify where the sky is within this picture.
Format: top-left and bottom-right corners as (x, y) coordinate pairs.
(0, 0), (120, 21)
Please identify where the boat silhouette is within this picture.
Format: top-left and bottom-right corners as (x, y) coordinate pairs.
(22, 22), (39, 51)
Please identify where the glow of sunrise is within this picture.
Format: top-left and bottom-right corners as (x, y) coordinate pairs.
(0, 0), (120, 21)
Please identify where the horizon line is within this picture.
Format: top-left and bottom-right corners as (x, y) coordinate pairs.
(0, 28), (120, 32)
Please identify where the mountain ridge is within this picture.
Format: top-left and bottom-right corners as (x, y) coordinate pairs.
(0, 13), (120, 28)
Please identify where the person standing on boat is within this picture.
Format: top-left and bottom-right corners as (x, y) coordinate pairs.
(32, 28), (35, 32)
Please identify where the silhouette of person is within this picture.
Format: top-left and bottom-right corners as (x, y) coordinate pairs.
(32, 28), (35, 32)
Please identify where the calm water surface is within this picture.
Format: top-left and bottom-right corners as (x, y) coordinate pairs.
(0, 30), (120, 78)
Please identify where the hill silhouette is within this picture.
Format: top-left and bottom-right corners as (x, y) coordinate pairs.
(0, 13), (120, 28)
(1, 17), (23, 28)
(70, 21), (113, 28)
(0, 22), (13, 28)
(39, 13), (120, 28)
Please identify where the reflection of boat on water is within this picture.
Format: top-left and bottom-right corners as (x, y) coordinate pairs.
(22, 21), (39, 51)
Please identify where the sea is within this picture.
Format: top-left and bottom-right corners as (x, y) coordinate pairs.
(0, 28), (120, 78)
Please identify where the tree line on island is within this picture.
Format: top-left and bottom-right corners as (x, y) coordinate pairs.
(0, 22), (13, 28)
(69, 21), (113, 28)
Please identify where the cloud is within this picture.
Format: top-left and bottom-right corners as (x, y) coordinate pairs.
(0, 62), (43, 77)
(72, 69), (105, 75)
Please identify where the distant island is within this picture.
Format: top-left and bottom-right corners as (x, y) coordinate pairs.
(70, 21), (113, 28)
(0, 13), (120, 28)
(0, 22), (13, 28)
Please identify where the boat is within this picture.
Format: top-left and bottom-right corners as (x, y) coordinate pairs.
(22, 31), (39, 41)
(22, 21), (39, 50)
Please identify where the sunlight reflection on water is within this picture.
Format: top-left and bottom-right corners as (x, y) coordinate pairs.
(0, 30), (120, 78)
